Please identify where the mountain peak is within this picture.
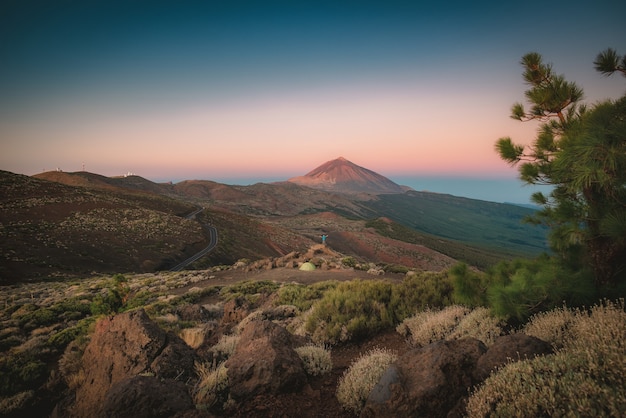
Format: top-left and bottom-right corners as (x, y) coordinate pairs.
(288, 157), (404, 194)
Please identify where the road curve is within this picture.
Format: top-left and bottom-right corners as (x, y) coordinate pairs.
(169, 208), (218, 272)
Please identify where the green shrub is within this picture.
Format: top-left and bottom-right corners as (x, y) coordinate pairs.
(390, 271), (453, 321)
(0, 353), (47, 397)
(451, 257), (597, 321)
(336, 348), (397, 415)
(341, 257), (357, 268)
(50, 298), (92, 317)
(15, 307), (57, 329)
(382, 264), (409, 274)
(295, 344), (333, 376)
(305, 280), (395, 344)
(0, 335), (23, 351)
(466, 299), (626, 417)
(220, 280), (280, 303)
(275, 281), (336, 311)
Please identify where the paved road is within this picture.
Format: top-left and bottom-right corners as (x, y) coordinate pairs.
(169, 208), (218, 272)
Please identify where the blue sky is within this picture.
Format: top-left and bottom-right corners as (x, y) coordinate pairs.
(1, 0), (625, 203)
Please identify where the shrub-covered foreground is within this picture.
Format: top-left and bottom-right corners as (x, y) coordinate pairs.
(466, 299), (626, 417)
(1, 267), (624, 417)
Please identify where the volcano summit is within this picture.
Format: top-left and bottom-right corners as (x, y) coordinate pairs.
(287, 157), (406, 194)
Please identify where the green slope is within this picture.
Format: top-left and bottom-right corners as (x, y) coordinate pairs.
(363, 191), (548, 258)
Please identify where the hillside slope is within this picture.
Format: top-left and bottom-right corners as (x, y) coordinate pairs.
(0, 171), (206, 283)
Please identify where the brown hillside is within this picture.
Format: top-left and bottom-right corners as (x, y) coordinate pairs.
(0, 171), (206, 283)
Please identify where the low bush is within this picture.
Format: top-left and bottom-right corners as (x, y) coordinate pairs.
(397, 305), (470, 347)
(382, 264), (409, 274)
(446, 307), (505, 346)
(294, 344), (332, 376)
(0, 352), (47, 397)
(466, 299), (626, 417)
(220, 280), (280, 303)
(305, 280), (395, 344)
(520, 305), (577, 349)
(341, 256), (357, 268)
(275, 281), (337, 312)
(15, 307), (57, 330)
(336, 347), (397, 415)
(390, 271), (453, 321)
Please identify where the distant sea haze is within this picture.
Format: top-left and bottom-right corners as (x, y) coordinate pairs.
(392, 176), (550, 206)
(177, 175), (550, 206)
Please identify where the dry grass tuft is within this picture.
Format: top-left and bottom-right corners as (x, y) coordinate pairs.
(294, 344), (332, 376)
(209, 334), (240, 360)
(446, 307), (505, 346)
(397, 305), (470, 347)
(179, 327), (209, 349)
(520, 304), (577, 349)
(336, 347), (397, 415)
(193, 361), (229, 410)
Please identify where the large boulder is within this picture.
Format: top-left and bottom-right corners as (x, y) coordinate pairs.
(362, 338), (487, 418)
(225, 319), (307, 400)
(473, 333), (553, 381)
(102, 375), (194, 418)
(66, 309), (197, 418)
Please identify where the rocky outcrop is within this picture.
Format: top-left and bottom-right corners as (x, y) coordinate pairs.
(225, 319), (307, 400)
(473, 333), (553, 381)
(221, 297), (252, 326)
(66, 309), (197, 418)
(362, 338), (487, 418)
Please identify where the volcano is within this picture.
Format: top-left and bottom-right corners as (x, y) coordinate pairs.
(287, 157), (406, 194)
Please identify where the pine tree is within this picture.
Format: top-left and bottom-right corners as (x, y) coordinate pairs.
(496, 51), (626, 288)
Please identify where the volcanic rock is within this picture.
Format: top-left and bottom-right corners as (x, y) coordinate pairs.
(473, 333), (553, 381)
(362, 338), (487, 418)
(225, 320), (307, 400)
(66, 309), (197, 417)
(101, 375), (194, 418)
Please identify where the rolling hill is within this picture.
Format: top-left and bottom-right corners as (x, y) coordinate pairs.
(0, 171), (207, 283)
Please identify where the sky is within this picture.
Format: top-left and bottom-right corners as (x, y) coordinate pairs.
(1, 0), (625, 203)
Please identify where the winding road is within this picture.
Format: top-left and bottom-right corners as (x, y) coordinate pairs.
(169, 207), (218, 272)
